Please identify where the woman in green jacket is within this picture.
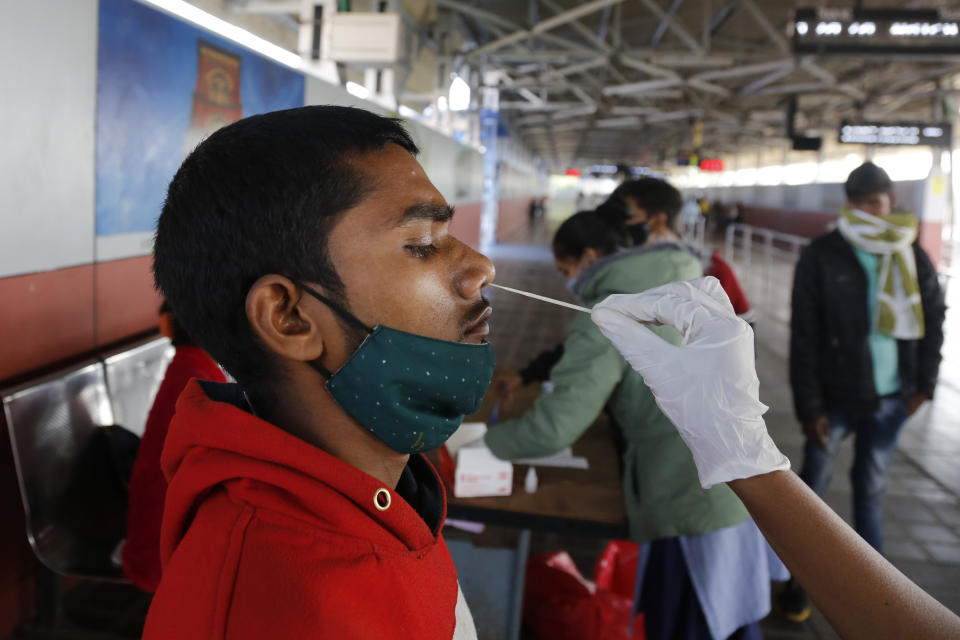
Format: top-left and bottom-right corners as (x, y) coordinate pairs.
(484, 209), (785, 640)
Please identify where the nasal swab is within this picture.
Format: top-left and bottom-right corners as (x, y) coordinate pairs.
(489, 283), (592, 314)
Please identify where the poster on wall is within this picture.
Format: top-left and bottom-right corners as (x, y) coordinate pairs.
(96, 0), (305, 260)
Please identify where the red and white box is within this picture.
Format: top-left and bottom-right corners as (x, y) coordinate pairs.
(454, 447), (513, 498)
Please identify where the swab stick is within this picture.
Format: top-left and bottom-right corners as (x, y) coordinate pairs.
(489, 283), (592, 314)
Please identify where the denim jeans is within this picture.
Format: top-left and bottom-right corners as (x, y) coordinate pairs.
(799, 395), (908, 553)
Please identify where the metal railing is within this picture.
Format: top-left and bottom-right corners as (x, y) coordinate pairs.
(724, 223), (810, 323)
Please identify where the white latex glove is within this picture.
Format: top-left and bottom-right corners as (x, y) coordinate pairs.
(590, 276), (790, 488)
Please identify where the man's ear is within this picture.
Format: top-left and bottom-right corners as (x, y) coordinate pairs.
(246, 275), (324, 363)
(649, 211), (668, 231)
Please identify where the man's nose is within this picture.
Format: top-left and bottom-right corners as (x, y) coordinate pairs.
(454, 242), (495, 300)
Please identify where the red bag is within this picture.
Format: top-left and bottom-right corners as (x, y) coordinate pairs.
(594, 540), (641, 600)
(523, 542), (645, 640)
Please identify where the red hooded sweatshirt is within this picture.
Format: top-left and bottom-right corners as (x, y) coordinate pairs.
(142, 380), (475, 639)
(123, 345), (226, 592)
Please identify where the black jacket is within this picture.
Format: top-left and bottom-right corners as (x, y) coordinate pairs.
(789, 230), (946, 423)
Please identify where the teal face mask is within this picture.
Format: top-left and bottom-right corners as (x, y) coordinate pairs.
(299, 283), (495, 454)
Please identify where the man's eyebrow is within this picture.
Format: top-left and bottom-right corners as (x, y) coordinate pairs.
(394, 203), (455, 227)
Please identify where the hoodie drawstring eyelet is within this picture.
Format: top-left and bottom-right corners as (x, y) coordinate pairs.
(374, 488), (391, 511)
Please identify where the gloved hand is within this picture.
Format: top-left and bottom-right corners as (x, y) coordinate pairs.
(590, 277), (790, 488)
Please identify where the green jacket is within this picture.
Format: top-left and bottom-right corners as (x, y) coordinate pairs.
(485, 245), (749, 542)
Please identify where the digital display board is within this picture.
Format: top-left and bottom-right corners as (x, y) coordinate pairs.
(699, 158), (725, 172)
(839, 121), (952, 147)
(793, 8), (960, 55)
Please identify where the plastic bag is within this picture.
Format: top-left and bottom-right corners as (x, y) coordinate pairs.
(594, 540), (641, 600)
(523, 542), (644, 640)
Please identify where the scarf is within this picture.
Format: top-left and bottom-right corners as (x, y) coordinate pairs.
(837, 207), (924, 339)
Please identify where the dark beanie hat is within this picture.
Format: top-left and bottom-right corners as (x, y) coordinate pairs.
(845, 162), (892, 200)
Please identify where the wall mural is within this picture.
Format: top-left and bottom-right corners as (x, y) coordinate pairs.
(95, 0), (305, 241)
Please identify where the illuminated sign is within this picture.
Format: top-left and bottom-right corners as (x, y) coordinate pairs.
(699, 158), (725, 172)
(839, 121), (952, 147)
(793, 8), (960, 55)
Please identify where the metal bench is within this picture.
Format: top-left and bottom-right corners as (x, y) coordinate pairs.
(102, 337), (175, 439)
(2, 336), (174, 629)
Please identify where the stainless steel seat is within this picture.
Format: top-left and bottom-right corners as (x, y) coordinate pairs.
(102, 337), (174, 438)
(3, 361), (126, 580)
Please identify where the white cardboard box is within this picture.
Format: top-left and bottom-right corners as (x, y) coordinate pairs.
(454, 447), (513, 498)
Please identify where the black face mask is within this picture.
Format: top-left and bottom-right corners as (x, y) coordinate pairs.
(627, 222), (649, 246)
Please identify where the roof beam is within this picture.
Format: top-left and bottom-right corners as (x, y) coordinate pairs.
(638, 0), (704, 55)
(752, 82), (829, 96)
(539, 0), (613, 54)
(465, 0), (625, 58)
(603, 78), (683, 96)
(538, 57), (609, 81)
(739, 61), (796, 95)
(435, 0), (597, 56)
(619, 55), (681, 80)
(692, 58), (793, 82)
(500, 101), (589, 111)
(687, 78), (730, 97)
(650, 0), (685, 47)
(739, 0), (789, 55)
(651, 54), (734, 68)
(799, 57), (867, 101)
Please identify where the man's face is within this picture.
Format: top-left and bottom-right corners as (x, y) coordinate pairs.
(621, 196), (648, 225)
(322, 144), (495, 350)
(850, 191), (893, 217)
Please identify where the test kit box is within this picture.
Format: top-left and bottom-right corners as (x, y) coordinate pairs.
(446, 422), (513, 498)
(454, 447), (513, 498)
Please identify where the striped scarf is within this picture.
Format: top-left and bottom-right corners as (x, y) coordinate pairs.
(838, 207), (924, 339)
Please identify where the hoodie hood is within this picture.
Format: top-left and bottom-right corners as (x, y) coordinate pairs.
(574, 243), (704, 305)
(159, 380), (446, 566)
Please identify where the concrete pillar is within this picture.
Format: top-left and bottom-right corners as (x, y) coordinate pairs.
(479, 87), (500, 253)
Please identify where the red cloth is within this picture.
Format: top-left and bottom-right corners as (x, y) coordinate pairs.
(705, 252), (751, 317)
(141, 380), (460, 639)
(123, 346), (226, 592)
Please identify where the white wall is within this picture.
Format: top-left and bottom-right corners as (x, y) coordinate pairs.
(0, 0), (99, 278)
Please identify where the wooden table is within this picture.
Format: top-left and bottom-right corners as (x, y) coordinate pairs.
(434, 386), (629, 539)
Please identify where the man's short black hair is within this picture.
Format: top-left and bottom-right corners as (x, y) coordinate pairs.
(612, 178), (683, 229)
(153, 106), (418, 398)
(844, 162), (892, 201)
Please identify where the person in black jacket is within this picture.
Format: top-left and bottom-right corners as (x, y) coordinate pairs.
(780, 162), (946, 621)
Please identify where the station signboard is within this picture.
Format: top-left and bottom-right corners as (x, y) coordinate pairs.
(793, 8), (960, 55)
(839, 121), (952, 147)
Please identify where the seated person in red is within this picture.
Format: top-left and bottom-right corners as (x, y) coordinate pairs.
(123, 302), (226, 592)
(146, 106), (494, 639)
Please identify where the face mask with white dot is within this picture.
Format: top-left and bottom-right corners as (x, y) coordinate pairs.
(299, 282), (496, 454)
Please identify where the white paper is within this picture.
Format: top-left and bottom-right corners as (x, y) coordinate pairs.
(446, 421), (488, 456)
(514, 448), (590, 469)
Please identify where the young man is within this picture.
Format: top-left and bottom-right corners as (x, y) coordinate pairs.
(612, 178), (753, 322)
(147, 106), (495, 638)
(784, 161), (946, 619)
